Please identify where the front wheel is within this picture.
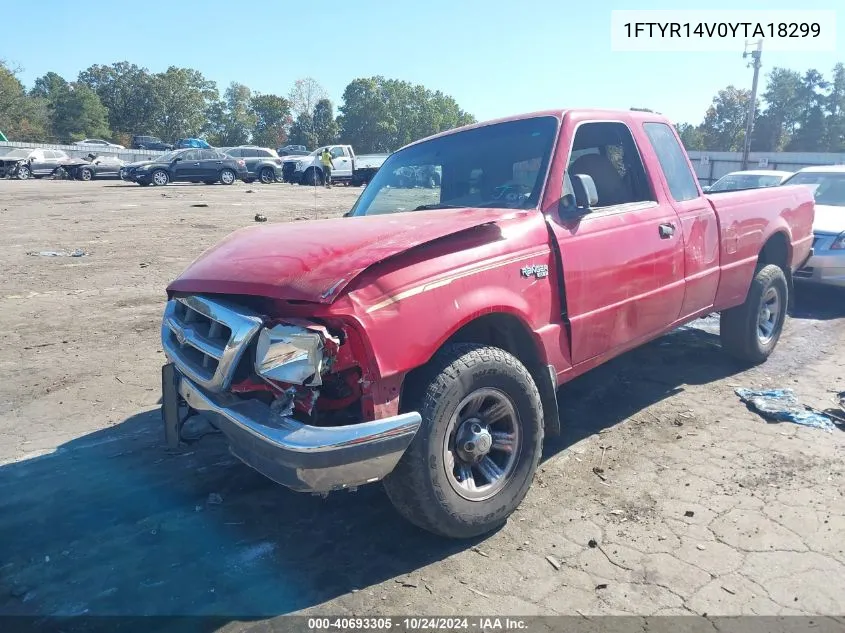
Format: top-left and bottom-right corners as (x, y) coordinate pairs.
(259, 167), (275, 184)
(219, 169), (236, 185)
(17, 165), (31, 180)
(720, 264), (788, 364)
(79, 167), (93, 181)
(383, 343), (544, 538)
(151, 169), (169, 186)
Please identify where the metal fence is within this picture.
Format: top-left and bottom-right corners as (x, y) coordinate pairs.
(0, 141), (166, 162)
(688, 150), (845, 185)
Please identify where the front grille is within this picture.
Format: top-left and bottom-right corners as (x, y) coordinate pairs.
(282, 162), (296, 180)
(161, 295), (263, 392)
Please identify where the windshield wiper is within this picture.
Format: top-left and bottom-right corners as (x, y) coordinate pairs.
(413, 203), (463, 211)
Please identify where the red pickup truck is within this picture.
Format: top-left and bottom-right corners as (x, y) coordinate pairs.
(161, 110), (814, 538)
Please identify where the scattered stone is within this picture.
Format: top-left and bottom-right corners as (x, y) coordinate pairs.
(697, 544), (706, 551)
(207, 492), (223, 505)
(684, 510), (695, 517)
(588, 539), (598, 549)
(246, 189), (255, 193)
(254, 213), (267, 222)
(546, 555), (562, 570)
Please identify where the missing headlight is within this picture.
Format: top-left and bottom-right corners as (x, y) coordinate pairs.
(254, 323), (340, 386)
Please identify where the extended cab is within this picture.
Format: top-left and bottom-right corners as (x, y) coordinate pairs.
(160, 110), (814, 538)
(284, 144), (388, 186)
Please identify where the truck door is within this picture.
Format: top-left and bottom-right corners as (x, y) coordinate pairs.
(641, 122), (720, 319)
(331, 146), (353, 179)
(545, 119), (686, 365)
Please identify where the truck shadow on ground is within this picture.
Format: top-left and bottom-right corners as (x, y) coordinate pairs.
(0, 320), (792, 621)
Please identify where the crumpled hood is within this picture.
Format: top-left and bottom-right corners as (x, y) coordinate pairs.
(813, 205), (844, 235)
(167, 208), (508, 303)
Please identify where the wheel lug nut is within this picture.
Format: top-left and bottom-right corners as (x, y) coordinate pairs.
(471, 423), (481, 434)
(465, 442), (475, 451)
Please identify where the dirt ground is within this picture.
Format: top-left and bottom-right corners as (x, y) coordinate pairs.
(0, 179), (844, 626)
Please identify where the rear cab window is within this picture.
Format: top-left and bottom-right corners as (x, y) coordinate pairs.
(643, 123), (700, 202)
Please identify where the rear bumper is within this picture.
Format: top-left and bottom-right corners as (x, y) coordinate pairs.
(161, 364), (422, 493)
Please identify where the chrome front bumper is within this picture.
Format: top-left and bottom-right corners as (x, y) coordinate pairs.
(794, 251), (845, 288)
(162, 364), (422, 493)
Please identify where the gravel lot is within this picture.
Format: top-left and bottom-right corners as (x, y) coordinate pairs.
(0, 179), (843, 625)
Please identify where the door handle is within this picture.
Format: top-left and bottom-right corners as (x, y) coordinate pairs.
(659, 223), (676, 239)
(194, 162), (201, 165)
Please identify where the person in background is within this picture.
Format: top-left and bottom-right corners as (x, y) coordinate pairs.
(320, 148), (335, 188)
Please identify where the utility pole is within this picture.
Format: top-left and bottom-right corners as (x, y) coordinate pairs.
(741, 39), (763, 170)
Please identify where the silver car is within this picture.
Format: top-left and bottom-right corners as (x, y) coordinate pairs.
(785, 166), (845, 288)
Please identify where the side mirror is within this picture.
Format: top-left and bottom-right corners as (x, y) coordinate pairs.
(560, 174), (598, 217)
(701, 185), (711, 193)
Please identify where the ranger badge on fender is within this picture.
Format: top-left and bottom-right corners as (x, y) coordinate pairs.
(521, 264), (549, 279)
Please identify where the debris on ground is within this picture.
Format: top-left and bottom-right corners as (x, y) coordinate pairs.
(684, 510), (695, 517)
(245, 190), (255, 194)
(206, 493), (223, 505)
(465, 586), (491, 599)
(595, 583), (608, 590)
(139, 262), (150, 268)
(546, 555), (562, 570)
(588, 539), (598, 548)
(254, 213), (267, 222)
(27, 249), (87, 257)
(592, 466), (608, 482)
(471, 546), (489, 558)
(722, 586), (737, 595)
(191, 203), (209, 208)
(735, 388), (839, 430)
(697, 544), (706, 551)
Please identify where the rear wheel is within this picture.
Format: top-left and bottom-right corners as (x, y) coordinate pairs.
(151, 169), (169, 186)
(219, 169), (236, 185)
(383, 343), (544, 538)
(720, 264), (788, 364)
(259, 167), (275, 184)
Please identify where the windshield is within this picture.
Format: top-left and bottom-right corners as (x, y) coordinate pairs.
(349, 116), (558, 217)
(783, 172), (845, 207)
(710, 173), (784, 192)
(3, 149), (30, 159)
(156, 151), (181, 162)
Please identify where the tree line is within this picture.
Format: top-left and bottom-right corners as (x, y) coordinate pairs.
(676, 62), (845, 153)
(0, 60), (475, 153)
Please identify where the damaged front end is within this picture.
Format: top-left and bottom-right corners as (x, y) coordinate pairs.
(160, 294), (421, 493)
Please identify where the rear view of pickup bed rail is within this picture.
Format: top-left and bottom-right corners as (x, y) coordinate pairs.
(160, 108), (814, 538)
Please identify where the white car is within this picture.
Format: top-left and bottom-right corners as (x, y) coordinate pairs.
(784, 166), (845, 288)
(703, 169), (792, 193)
(73, 139), (125, 150)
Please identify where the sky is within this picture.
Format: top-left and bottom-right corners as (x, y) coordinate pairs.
(3, 0), (842, 127)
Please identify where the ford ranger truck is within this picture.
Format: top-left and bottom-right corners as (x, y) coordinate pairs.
(161, 110), (814, 538)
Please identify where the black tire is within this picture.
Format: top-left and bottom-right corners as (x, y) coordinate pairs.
(150, 169), (169, 186)
(383, 343), (544, 539)
(720, 264), (788, 364)
(303, 167), (323, 186)
(17, 165), (31, 180)
(259, 167), (275, 184)
(219, 168), (236, 185)
(79, 168), (93, 181)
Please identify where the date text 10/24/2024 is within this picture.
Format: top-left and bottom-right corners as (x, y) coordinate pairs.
(307, 617), (529, 630)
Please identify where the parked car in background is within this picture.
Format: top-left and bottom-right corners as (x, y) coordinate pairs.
(132, 135), (173, 151)
(222, 146), (282, 184)
(159, 109), (814, 538)
(71, 155), (126, 181)
(175, 138), (212, 149)
(123, 148), (247, 186)
(73, 139), (125, 150)
(702, 170), (792, 193)
(277, 144), (308, 156)
(0, 148), (70, 179)
(285, 145), (389, 186)
(784, 166), (845, 288)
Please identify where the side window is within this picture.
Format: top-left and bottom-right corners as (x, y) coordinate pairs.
(228, 148), (242, 157)
(256, 149), (272, 157)
(643, 123), (700, 202)
(198, 150), (217, 160)
(565, 122), (653, 208)
(182, 150), (200, 161)
(330, 147), (346, 159)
